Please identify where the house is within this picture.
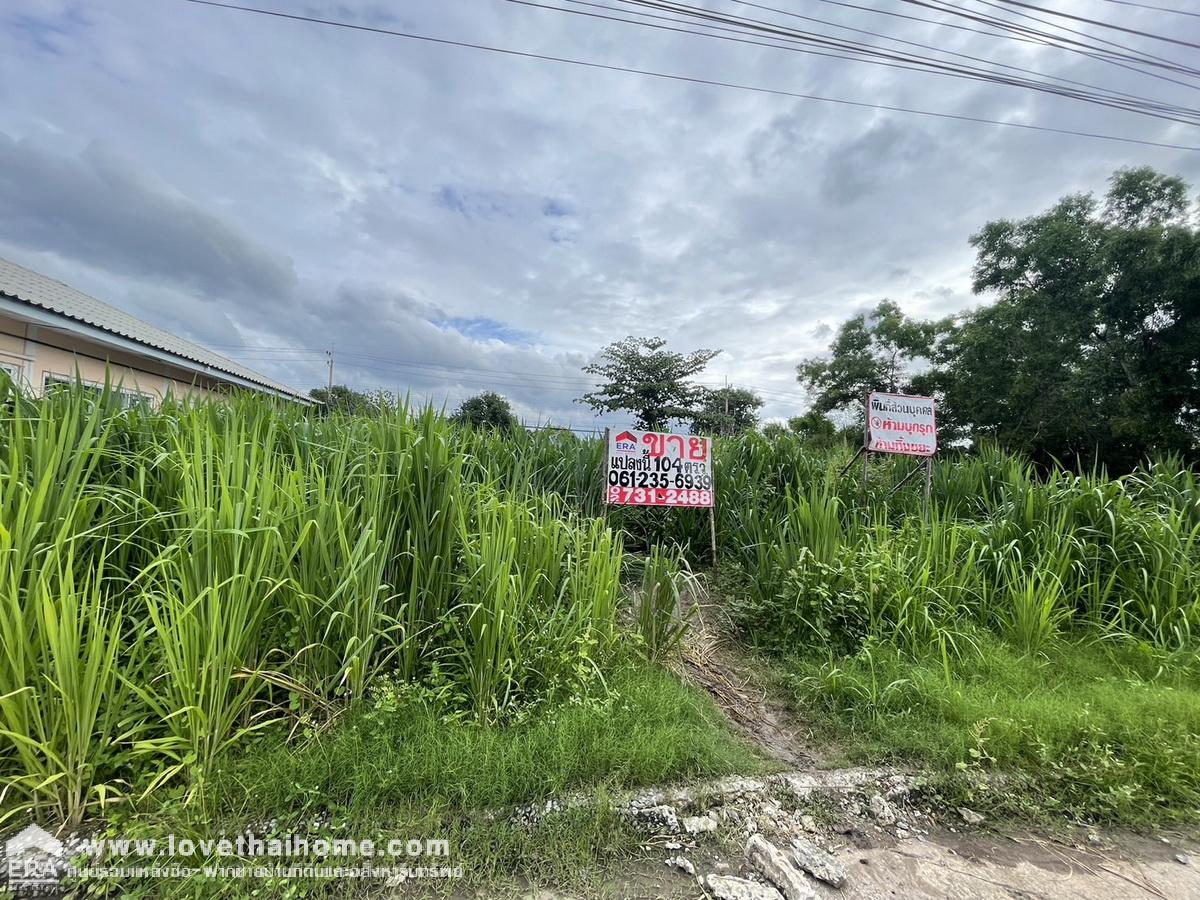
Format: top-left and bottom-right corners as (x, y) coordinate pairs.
(0, 257), (310, 405)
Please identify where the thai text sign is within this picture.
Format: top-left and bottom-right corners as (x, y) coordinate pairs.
(866, 392), (937, 456)
(605, 429), (714, 507)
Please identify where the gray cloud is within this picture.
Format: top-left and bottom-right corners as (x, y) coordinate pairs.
(0, 0), (1198, 428)
(0, 133), (297, 302)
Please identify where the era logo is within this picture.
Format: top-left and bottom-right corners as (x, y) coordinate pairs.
(612, 430), (638, 454)
(6, 824), (64, 891)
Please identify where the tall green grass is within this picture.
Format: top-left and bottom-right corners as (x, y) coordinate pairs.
(0, 384), (631, 827)
(3, 378), (1197, 829)
(781, 634), (1200, 823)
(461, 425), (1199, 657)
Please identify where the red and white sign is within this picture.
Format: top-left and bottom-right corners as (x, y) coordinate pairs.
(866, 392), (937, 457)
(605, 429), (714, 508)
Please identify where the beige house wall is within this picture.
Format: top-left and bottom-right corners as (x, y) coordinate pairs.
(0, 312), (33, 379)
(0, 310), (244, 405)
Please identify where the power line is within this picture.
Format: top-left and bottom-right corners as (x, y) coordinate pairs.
(957, 0), (1200, 69)
(901, 0), (1200, 79)
(816, 0), (1200, 92)
(581, 0), (1200, 122)
(990, 0), (1200, 47)
(814, 0), (1045, 45)
(711, 0), (1198, 114)
(1098, 0), (1200, 16)
(177, 0), (1200, 151)
(539, 0), (1200, 125)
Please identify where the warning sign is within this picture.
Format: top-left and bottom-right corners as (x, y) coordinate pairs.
(605, 429), (714, 508)
(866, 392), (937, 457)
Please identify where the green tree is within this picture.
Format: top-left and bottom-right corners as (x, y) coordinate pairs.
(451, 391), (520, 431)
(797, 300), (947, 418)
(787, 410), (837, 447)
(761, 422), (788, 440)
(309, 384), (380, 415)
(942, 167), (1200, 470)
(690, 386), (764, 435)
(579, 336), (720, 431)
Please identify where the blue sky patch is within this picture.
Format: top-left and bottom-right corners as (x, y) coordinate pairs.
(434, 185), (514, 220)
(439, 316), (535, 345)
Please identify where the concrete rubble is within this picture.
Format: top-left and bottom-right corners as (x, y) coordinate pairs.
(867, 793), (897, 827)
(704, 873), (785, 900)
(745, 834), (818, 900)
(788, 834), (848, 887)
(684, 813), (720, 834)
(957, 806), (986, 826)
(665, 855), (695, 876)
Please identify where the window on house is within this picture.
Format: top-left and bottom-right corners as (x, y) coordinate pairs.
(43, 373), (154, 409)
(43, 373), (105, 400)
(119, 388), (154, 410)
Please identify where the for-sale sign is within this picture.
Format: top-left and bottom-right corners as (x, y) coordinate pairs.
(605, 429), (714, 508)
(866, 392), (937, 457)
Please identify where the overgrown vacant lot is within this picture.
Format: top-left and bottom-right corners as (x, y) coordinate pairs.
(2, 384), (1198, 895)
(0, 386), (735, 827)
(450, 421), (1200, 825)
(777, 634), (1200, 823)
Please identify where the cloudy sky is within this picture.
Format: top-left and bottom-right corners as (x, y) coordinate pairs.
(2, 0), (1198, 429)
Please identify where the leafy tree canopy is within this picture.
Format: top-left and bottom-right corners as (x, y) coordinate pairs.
(451, 391), (520, 431)
(796, 300), (947, 417)
(691, 386), (764, 435)
(579, 336), (720, 431)
(943, 166), (1200, 470)
(797, 167), (1200, 471)
(787, 410), (838, 448)
(309, 384), (381, 416)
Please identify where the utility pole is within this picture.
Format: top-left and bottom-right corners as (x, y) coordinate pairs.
(723, 376), (730, 436)
(326, 343), (335, 393)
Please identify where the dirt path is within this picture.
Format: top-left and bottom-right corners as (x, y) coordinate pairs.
(518, 829), (1199, 899)
(831, 830), (1197, 899)
(645, 591), (1200, 900)
(680, 603), (815, 769)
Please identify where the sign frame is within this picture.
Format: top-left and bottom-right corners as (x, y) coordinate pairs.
(865, 390), (938, 458)
(837, 390), (939, 521)
(601, 427), (719, 565)
(602, 428), (715, 509)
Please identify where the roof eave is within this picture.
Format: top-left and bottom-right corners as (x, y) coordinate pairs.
(0, 293), (313, 405)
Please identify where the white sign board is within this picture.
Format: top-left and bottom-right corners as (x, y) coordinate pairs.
(605, 429), (714, 508)
(866, 392), (937, 457)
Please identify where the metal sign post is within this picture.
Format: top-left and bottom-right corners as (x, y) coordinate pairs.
(709, 457), (719, 569)
(842, 391), (938, 517)
(600, 427), (611, 515)
(923, 455), (934, 522)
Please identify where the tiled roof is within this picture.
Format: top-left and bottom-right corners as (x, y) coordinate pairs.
(0, 257), (308, 400)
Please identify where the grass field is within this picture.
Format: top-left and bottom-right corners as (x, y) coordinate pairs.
(2, 379), (1198, 873)
(775, 633), (1200, 824)
(469, 424), (1200, 824)
(78, 664), (761, 896)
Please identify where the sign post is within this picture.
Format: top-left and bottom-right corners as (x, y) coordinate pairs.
(866, 391), (937, 458)
(847, 392), (938, 517)
(603, 428), (717, 564)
